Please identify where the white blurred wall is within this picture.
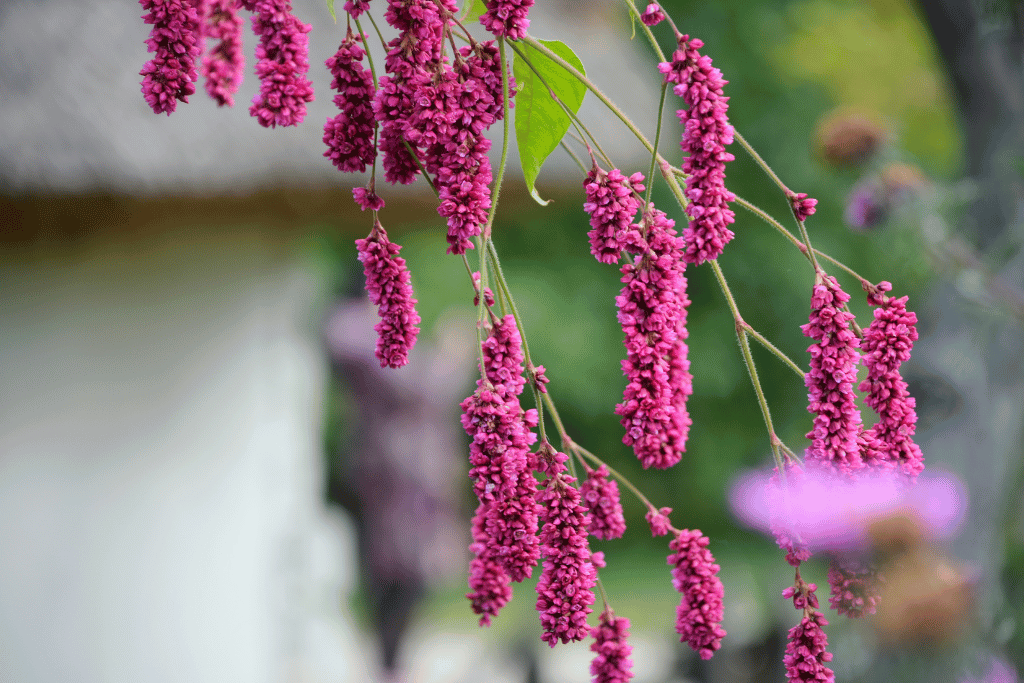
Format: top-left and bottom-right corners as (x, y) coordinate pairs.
(0, 226), (370, 683)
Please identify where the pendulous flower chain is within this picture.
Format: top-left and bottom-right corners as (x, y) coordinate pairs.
(138, 2), (931, 680)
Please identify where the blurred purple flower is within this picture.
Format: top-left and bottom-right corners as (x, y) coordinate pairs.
(729, 466), (967, 556)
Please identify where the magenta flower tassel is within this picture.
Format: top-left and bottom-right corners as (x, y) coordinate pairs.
(343, 0), (371, 17)
(355, 220), (421, 368)
(668, 528), (727, 659)
(801, 273), (864, 474)
(784, 611), (835, 683)
(590, 609), (635, 683)
(827, 559), (881, 618)
(323, 28), (377, 173)
(582, 164), (646, 264)
(466, 508), (513, 625)
(139, 0), (203, 115)
(242, 0), (315, 128)
(480, 0), (534, 40)
(579, 464), (627, 541)
(658, 34), (736, 265)
(202, 0), (245, 106)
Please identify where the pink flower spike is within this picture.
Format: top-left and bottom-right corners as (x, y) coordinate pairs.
(466, 510), (513, 625)
(583, 164), (646, 263)
(658, 34), (736, 264)
(480, 0), (534, 40)
(801, 273), (863, 474)
(590, 609), (635, 683)
(355, 220), (421, 368)
(324, 28), (377, 173)
(139, 0), (203, 115)
(828, 559), (881, 618)
(353, 186), (385, 211)
(202, 0), (246, 107)
(580, 464), (627, 540)
(784, 610), (835, 683)
(640, 3), (666, 26)
(242, 0), (315, 128)
(668, 528), (727, 659)
(646, 506), (673, 537)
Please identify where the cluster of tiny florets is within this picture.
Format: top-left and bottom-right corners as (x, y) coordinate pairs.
(827, 560), (881, 618)
(640, 3), (666, 26)
(616, 208), (693, 469)
(790, 192), (818, 223)
(243, 0), (315, 127)
(590, 610), (635, 683)
(323, 29), (377, 174)
(583, 165), (646, 264)
(535, 450), (596, 647)
(343, 0), (371, 17)
(139, 0), (203, 115)
(802, 273), (864, 474)
(784, 610), (835, 683)
(355, 220), (422, 369)
(658, 34), (736, 265)
(479, 0), (534, 40)
(859, 281), (924, 479)
(668, 528), (727, 660)
(579, 464), (627, 540)
(202, 0), (246, 107)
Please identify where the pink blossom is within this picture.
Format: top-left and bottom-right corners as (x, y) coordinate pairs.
(790, 192), (818, 223)
(323, 29), (377, 173)
(242, 0), (315, 127)
(668, 528), (726, 659)
(353, 185), (385, 211)
(658, 34), (736, 265)
(580, 464), (626, 540)
(466, 510), (512, 625)
(616, 208), (692, 468)
(343, 0), (371, 17)
(802, 273), (863, 474)
(827, 559), (881, 618)
(139, 0), (203, 115)
(783, 581), (819, 610)
(201, 0), (245, 107)
(582, 164), (646, 264)
(480, 0), (534, 40)
(535, 449), (596, 646)
(859, 281), (924, 479)
(784, 610), (835, 683)
(646, 506), (673, 537)
(355, 220), (421, 368)
(590, 609), (635, 683)
(640, 3), (666, 26)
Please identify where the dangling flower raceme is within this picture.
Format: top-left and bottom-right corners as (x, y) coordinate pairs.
(139, 0), (203, 115)
(479, 0), (534, 40)
(323, 28), (377, 174)
(828, 558), (881, 618)
(241, 0), (315, 128)
(616, 207), (692, 469)
(802, 273), (864, 474)
(461, 316), (541, 584)
(579, 464), (627, 540)
(201, 0), (245, 107)
(466, 509), (513, 625)
(860, 281), (924, 479)
(658, 34), (736, 265)
(355, 219), (421, 368)
(784, 609), (835, 683)
(582, 164), (646, 264)
(535, 448), (597, 646)
(667, 528), (727, 659)
(590, 609), (635, 683)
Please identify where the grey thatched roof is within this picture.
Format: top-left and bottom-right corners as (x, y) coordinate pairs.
(0, 0), (666, 196)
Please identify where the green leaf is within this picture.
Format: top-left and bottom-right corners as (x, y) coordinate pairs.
(326, 0), (337, 23)
(512, 40), (587, 206)
(461, 0), (487, 23)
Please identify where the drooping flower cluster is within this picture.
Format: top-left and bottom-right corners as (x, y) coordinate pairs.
(139, 0), (203, 115)
(646, 505), (673, 537)
(323, 28), (377, 173)
(583, 164), (646, 264)
(790, 192), (818, 223)
(343, 0), (371, 17)
(579, 464), (626, 540)
(658, 34), (736, 265)
(590, 609), (635, 683)
(828, 560), (881, 618)
(616, 207), (693, 468)
(802, 273), (863, 474)
(202, 0), (246, 107)
(668, 528), (727, 660)
(355, 220), (421, 368)
(784, 607), (835, 683)
(479, 0), (534, 40)
(242, 0), (315, 127)
(535, 448), (596, 647)
(860, 281), (924, 479)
